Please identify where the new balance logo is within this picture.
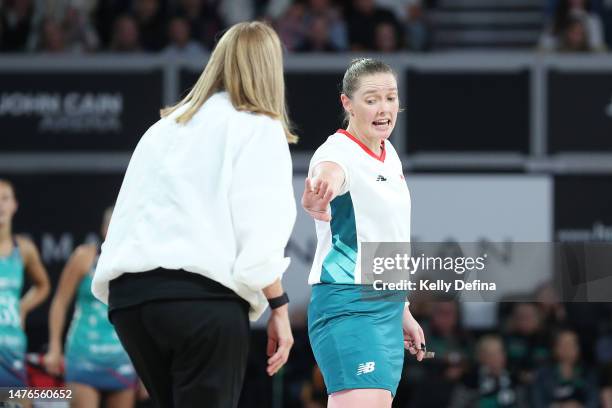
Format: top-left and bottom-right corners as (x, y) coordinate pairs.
(357, 362), (376, 375)
(376, 175), (387, 181)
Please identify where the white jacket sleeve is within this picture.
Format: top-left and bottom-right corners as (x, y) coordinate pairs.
(229, 116), (297, 291)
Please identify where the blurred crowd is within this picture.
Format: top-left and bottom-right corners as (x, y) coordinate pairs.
(16, 275), (612, 408)
(541, 0), (610, 52)
(287, 284), (612, 408)
(0, 0), (611, 54)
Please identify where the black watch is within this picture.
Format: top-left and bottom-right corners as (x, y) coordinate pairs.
(268, 293), (289, 309)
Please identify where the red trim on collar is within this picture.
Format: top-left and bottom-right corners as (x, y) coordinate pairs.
(337, 129), (386, 162)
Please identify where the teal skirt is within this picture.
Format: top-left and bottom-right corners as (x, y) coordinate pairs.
(307, 284), (406, 395)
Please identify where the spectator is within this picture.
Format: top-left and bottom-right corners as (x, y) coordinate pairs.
(31, 0), (99, 23)
(545, 0), (604, 17)
(535, 282), (567, 330)
(596, 306), (612, 367)
(604, 388), (612, 408)
(30, 0), (98, 43)
(303, 0), (348, 50)
(174, 0), (224, 50)
(93, 0), (131, 48)
(295, 14), (338, 52)
(450, 335), (526, 408)
(38, 18), (65, 52)
(345, 0), (401, 50)
(539, 0), (606, 52)
(404, 0), (430, 51)
(596, 307), (612, 408)
(532, 329), (599, 408)
(375, 0), (414, 20)
(264, 0), (295, 20)
(275, 2), (307, 52)
(565, 303), (610, 364)
(26, 2), (98, 52)
(61, 5), (99, 52)
(133, 0), (165, 51)
(560, 16), (592, 51)
(162, 16), (206, 55)
(410, 301), (472, 408)
(504, 302), (550, 385)
(109, 14), (141, 52)
(217, 0), (293, 24)
(601, 363), (612, 408)
(0, 0), (34, 52)
(374, 21), (399, 52)
(394, 295), (432, 407)
(218, 0), (254, 26)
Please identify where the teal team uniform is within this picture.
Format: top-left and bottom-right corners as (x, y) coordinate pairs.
(0, 239), (27, 386)
(64, 255), (136, 390)
(307, 130), (412, 396)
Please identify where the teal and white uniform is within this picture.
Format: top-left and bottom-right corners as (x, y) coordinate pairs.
(307, 129), (411, 395)
(0, 238), (27, 386)
(64, 254), (136, 390)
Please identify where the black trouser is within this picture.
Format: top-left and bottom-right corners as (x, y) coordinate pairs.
(110, 299), (250, 408)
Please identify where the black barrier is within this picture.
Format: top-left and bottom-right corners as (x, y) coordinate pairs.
(5, 61), (612, 156)
(284, 72), (345, 151)
(179, 69), (345, 151)
(553, 175), (612, 306)
(0, 70), (163, 152)
(548, 70), (612, 152)
(178, 68), (198, 101)
(554, 175), (612, 241)
(405, 70), (530, 153)
(2, 173), (124, 352)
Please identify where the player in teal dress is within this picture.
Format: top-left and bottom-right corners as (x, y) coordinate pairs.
(0, 179), (51, 388)
(45, 208), (136, 407)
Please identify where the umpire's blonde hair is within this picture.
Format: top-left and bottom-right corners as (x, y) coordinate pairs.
(161, 21), (297, 143)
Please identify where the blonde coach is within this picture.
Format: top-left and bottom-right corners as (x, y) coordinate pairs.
(92, 22), (297, 408)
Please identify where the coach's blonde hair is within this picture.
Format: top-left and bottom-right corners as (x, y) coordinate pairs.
(160, 21), (297, 143)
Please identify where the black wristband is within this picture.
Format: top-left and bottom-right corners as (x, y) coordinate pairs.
(268, 292), (289, 309)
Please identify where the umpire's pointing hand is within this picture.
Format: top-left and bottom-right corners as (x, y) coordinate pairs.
(266, 304), (294, 376)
